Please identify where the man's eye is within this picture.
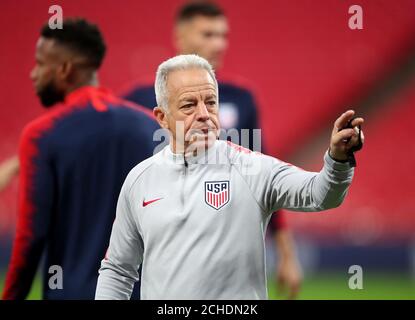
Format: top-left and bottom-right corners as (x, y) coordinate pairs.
(181, 104), (194, 109)
(207, 101), (216, 106)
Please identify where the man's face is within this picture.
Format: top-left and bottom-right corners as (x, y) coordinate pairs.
(154, 68), (220, 153)
(175, 15), (229, 70)
(30, 37), (66, 107)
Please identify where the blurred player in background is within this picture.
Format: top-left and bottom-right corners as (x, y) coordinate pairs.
(2, 18), (159, 299)
(124, 1), (302, 299)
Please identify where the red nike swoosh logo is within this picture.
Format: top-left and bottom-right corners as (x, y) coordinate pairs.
(142, 198), (163, 207)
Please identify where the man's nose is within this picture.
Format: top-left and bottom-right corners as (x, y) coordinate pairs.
(195, 102), (210, 121)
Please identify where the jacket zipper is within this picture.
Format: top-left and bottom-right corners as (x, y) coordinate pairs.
(180, 157), (188, 208)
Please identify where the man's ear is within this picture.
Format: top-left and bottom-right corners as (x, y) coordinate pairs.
(57, 60), (74, 83)
(154, 106), (169, 129)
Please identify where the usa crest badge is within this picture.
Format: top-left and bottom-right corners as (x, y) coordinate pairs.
(205, 181), (230, 210)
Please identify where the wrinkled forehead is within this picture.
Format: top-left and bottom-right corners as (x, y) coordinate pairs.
(167, 68), (217, 99)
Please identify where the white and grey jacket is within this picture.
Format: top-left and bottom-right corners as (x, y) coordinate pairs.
(95, 140), (354, 300)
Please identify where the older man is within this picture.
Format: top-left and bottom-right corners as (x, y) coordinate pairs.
(95, 54), (364, 300)
(124, 2), (302, 298)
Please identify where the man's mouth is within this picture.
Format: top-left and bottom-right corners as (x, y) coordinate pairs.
(186, 127), (216, 142)
(33, 83), (42, 95)
(191, 127), (212, 134)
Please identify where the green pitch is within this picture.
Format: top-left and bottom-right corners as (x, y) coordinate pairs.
(268, 272), (415, 300)
(1, 271), (414, 300)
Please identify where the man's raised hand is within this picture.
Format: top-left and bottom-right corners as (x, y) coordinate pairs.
(329, 110), (364, 162)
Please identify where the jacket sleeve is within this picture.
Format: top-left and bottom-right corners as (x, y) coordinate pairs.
(2, 124), (55, 300)
(95, 175), (143, 300)
(235, 149), (355, 214)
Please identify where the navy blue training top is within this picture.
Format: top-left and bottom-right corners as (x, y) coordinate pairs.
(3, 86), (159, 300)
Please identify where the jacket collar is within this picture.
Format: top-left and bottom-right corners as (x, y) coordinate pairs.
(162, 140), (221, 166)
(64, 86), (116, 109)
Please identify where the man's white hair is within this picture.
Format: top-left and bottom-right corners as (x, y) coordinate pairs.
(155, 54), (218, 110)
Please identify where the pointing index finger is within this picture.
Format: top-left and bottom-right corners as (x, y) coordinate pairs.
(334, 110), (355, 131)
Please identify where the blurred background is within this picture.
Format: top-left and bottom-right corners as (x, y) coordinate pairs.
(0, 0), (414, 299)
